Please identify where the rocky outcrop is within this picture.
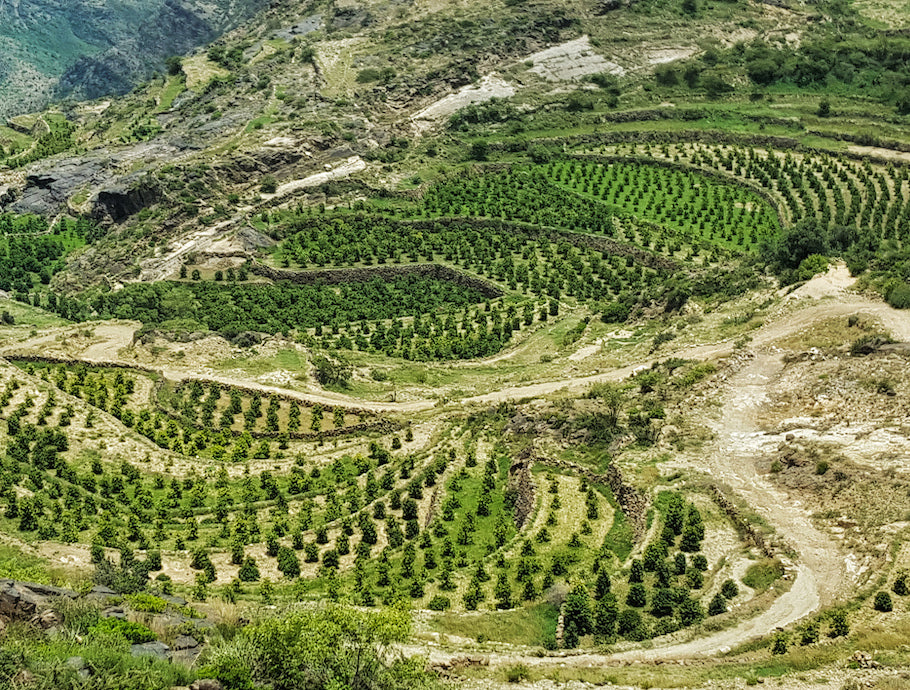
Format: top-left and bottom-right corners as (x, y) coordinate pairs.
(508, 448), (536, 528)
(94, 177), (162, 222)
(0, 579), (77, 628)
(4, 144), (176, 217)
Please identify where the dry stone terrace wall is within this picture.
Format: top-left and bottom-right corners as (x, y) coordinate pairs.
(508, 451), (536, 529)
(709, 484), (778, 559)
(537, 454), (649, 542)
(250, 261), (504, 299)
(397, 216), (679, 271)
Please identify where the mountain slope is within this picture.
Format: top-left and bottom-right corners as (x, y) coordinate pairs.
(0, 0), (267, 119)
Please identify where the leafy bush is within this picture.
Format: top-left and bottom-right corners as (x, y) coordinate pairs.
(206, 605), (436, 690)
(873, 591), (893, 612)
(505, 663), (530, 682)
(91, 617), (157, 643)
(886, 282), (910, 309)
(827, 610), (850, 638)
(126, 593), (167, 613)
(427, 595), (450, 611)
(771, 631), (789, 655)
(313, 354), (353, 388)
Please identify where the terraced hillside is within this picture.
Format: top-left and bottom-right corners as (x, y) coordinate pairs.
(2, 0), (910, 688)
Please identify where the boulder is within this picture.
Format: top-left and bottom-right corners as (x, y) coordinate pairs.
(0, 580), (76, 620)
(172, 635), (200, 651)
(131, 641), (170, 659)
(190, 680), (224, 690)
(103, 606), (127, 619)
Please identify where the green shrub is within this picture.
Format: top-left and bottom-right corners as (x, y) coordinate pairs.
(505, 663), (530, 682)
(886, 282), (910, 309)
(427, 595), (450, 611)
(742, 559), (783, 592)
(799, 621), (819, 646)
(206, 605), (434, 690)
(91, 617), (157, 643)
(873, 591), (893, 612)
(771, 631), (789, 655)
(707, 593), (727, 616)
(126, 593), (167, 613)
(827, 610), (849, 638)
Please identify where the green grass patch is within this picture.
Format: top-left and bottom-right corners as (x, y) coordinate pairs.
(602, 506), (634, 562)
(742, 558), (784, 592)
(429, 602), (558, 645)
(156, 75), (187, 112)
(0, 544), (53, 583)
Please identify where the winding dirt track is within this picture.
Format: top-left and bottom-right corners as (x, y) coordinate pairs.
(4, 270), (910, 660)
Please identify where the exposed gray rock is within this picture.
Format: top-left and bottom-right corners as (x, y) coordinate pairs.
(0, 579), (76, 620)
(66, 656), (90, 679)
(190, 679), (224, 690)
(131, 641), (170, 659)
(103, 606), (127, 619)
(172, 634), (201, 650)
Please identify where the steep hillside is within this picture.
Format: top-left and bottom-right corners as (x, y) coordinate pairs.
(0, 0), (267, 119)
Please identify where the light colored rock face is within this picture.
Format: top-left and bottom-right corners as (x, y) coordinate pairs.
(411, 75), (517, 132)
(526, 36), (625, 81)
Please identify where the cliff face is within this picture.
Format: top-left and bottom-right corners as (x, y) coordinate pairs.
(0, 0), (266, 118)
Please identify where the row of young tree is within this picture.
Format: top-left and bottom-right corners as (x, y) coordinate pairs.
(593, 140), (910, 299)
(95, 276), (486, 336)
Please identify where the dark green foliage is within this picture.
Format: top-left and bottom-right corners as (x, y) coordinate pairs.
(827, 610), (849, 638)
(99, 277), (486, 337)
(874, 591), (893, 612)
(677, 596), (705, 627)
(617, 608), (649, 641)
(594, 593), (618, 641)
(707, 593), (727, 616)
(277, 546), (301, 579)
(562, 585), (594, 646)
(238, 557), (260, 582)
(0, 216), (90, 295)
(893, 570), (910, 596)
(650, 588), (674, 618)
(800, 622), (819, 646)
(594, 569), (612, 599)
(312, 354), (353, 388)
(771, 631), (789, 655)
(626, 583), (647, 608)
